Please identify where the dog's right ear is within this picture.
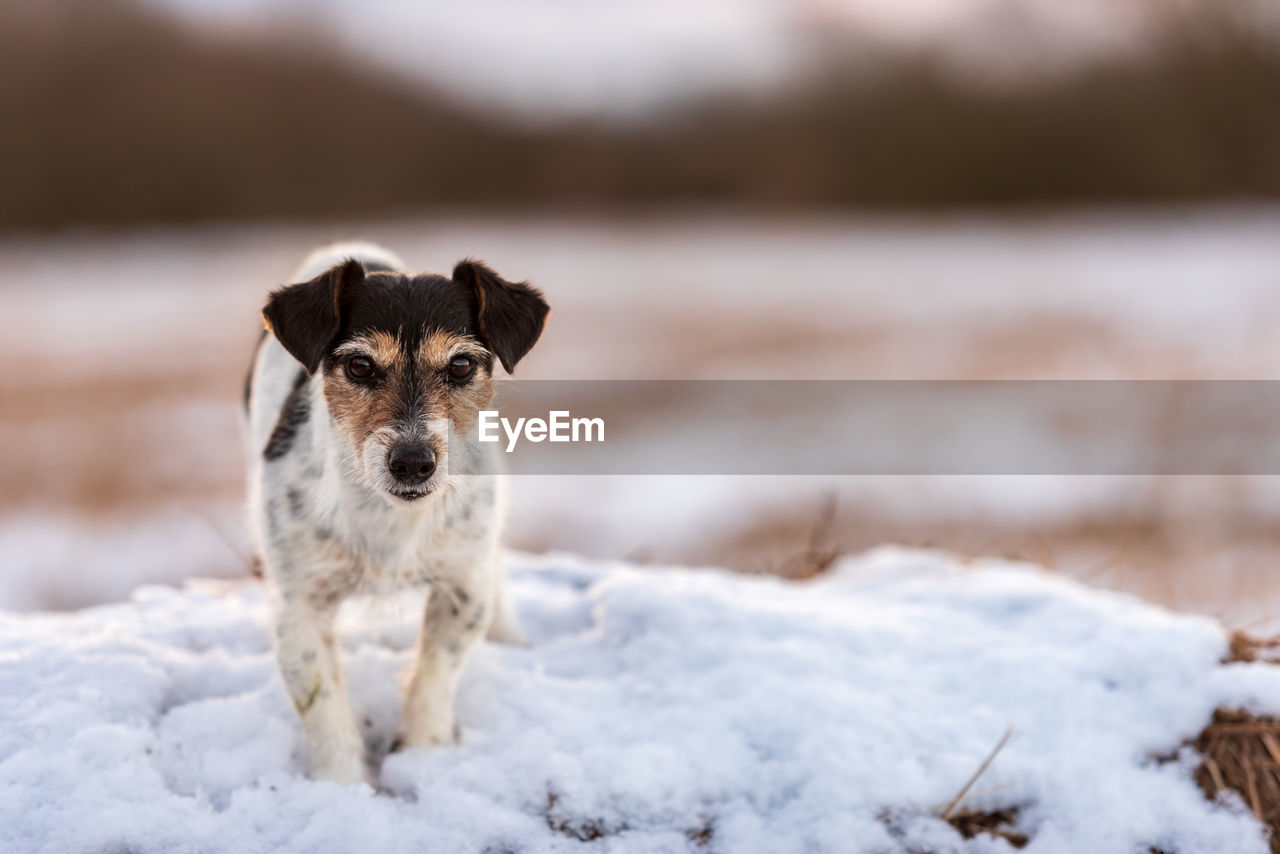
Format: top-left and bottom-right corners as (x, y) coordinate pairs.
(262, 259), (364, 373)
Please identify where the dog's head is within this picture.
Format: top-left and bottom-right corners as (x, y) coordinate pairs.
(262, 258), (548, 505)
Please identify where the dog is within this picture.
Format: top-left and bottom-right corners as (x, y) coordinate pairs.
(243, 241), (548, 783)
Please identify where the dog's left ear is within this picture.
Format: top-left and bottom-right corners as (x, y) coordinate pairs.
(453, 259), (549, 374)
(262, 259), (365, 373)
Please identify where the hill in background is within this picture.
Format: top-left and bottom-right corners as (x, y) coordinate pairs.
(2, 0), (1279, 228)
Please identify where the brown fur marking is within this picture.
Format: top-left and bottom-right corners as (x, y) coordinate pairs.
(324, 330), (495, 450)
(323, 332), (404, 448)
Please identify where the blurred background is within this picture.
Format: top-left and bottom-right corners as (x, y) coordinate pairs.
(3, 0), (1280, 627)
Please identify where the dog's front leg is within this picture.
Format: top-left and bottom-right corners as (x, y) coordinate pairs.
(400, 576), (491, 747)
(274, 602), (365, 783)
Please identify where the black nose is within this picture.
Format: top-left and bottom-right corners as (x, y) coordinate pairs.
(388, 444), (436, 486)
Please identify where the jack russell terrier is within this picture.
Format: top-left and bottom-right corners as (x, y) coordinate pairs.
(243, 242), (548, 783)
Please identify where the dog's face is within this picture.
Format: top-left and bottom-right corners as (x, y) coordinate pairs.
(263, 259), (548, 505)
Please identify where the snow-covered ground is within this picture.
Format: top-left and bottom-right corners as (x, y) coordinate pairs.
(2, 547), (1277, 853)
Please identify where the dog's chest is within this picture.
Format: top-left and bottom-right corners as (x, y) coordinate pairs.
(319, 486), (493, 592)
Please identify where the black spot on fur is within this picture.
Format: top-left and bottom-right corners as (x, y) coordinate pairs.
(263, 369), (310, 461)
(286, 487), (305, 517)
(454, 586), (471, 605)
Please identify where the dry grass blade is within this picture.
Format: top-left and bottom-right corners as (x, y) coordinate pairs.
(1248, 760), (1263, 817)
(776, 492), (843, 579)
(1204, 756), (1226, 795)
(1263, 734), (1280, 765)
(941, 727), (1015, 821)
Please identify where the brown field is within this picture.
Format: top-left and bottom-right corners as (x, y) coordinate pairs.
(3, 211), (1280, 623)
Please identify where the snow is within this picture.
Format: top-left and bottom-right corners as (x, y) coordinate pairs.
(2, 547), (1275, 853)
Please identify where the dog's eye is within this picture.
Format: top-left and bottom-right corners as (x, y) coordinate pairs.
(447, 355), (476, 382)
(345, 356), (375, 381)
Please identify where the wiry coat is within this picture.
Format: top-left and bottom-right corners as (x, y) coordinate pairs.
(244, 242), (547, 783)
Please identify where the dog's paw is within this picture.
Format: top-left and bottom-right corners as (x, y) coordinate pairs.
(392, 720), (459, 752)
(308, 754), (370, 785)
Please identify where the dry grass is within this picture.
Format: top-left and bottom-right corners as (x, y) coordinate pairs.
(945, 807), (1029, 848)
(770, 492), (843, 580)
(1179, 634), (1280, 852)
(696, 498), (1280, 632)
(939, 728), (1015, 820)
(933, 727), (1028, 848)
(1229, 632), (1280, 666)
(1194, 708), (1280, 852)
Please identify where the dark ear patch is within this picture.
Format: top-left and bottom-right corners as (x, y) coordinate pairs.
(262, 259), (364, 373)
(452, 259), (549, 374)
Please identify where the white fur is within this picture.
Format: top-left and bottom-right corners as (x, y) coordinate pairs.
(245, 242), (523, 784)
